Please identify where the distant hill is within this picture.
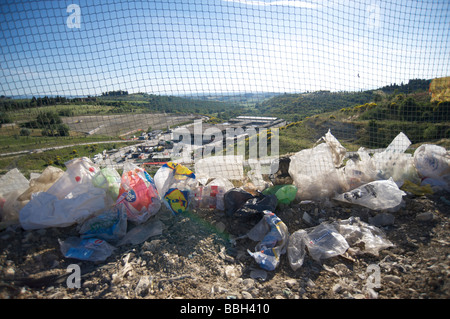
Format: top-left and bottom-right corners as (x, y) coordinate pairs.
(255, 79), (434, 121)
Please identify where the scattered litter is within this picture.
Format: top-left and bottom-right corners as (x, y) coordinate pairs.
(79, 206), (128, 242)
(154, 162), (196, 215)
(117, 163), (161, 223)
(192, 177), (233, 210)
(59, 237), (116, 262)
(288, 217), (393, 271)
(334, 178), (406, 211)
(117, 219), (163, 246)
(247, 211), (289, 271)
(262, 184), (297, 205)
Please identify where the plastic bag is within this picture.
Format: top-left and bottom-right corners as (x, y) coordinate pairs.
(287, 229), (308, 271)
(342, 148), (377, 190)
(19, 187), (108, 230)
(224, 188), (277, 219)
(117, 163), (161, 223)
(46, 157), (99, 200)
(92, 167), (121, 201)
(17, 166), (64, 202)
(414, 144), (450, 191)
(334, 178), (406, 211)
(288, 130), (348, 200)
(59, 237), (115, 262)
(117, 219), (163, 246)
(0, 168), (30, 198)
(304, 222), (349, 262)
(247, 211), (289, 271)
(153, 162), (196, 215)
(262, 185), (297, 205)
(336, 217), (393, 256)
(79, 206), (128, 242)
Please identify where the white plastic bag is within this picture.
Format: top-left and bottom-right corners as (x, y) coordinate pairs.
(46, 157), (99, 200)
(304, 222), (349, 262)
(153, 162), (196, 214)
(17, 166), (64, 202)
(19, 187), (108, 230)
(336, 217), (393, 256)
(288, 130), (348, 200)
(414, 144), (450, 191)
(334, 178), (406, 211)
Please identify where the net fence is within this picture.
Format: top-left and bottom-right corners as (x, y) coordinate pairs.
(0, 0), (449, 177)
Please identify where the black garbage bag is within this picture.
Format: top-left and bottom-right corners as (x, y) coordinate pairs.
(224, 188), (278, 236)
(224, 188), (278, 218)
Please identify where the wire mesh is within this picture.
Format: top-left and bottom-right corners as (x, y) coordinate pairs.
(0, 0), (449, 176)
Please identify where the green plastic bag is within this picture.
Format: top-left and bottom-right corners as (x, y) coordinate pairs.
(263, 185), (297, 205)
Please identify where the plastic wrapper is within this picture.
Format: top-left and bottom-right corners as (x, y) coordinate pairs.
(79, 206), (127, 242)
(334, 178), (406, 211)
(59, 237), (115, 262)
(154, 162), (196, 215)
(247, 211), (289, 271)
(117, 163), (161, 223)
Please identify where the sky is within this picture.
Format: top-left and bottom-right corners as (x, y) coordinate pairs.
(0, 0), (449, 97)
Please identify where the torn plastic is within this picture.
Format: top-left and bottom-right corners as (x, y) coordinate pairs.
(287, 217), (393, 271)
(117, 163), (161, 223)
(334, 178), (406, 211)
(117, 219), (163, 246)
(154, 162), (197, 215)
(79, 206), (128, 242)
(336, 216), (393, 256)
(17, 166), (64, 202)
(247, 211), (289, 271)
(371, 133), (420, 186)
(0, 169), (31, 223)
(59, 237), (116, 262)
(288, 130), (348, 200)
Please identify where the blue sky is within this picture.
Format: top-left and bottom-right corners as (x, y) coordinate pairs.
(0, 0), (449, 97)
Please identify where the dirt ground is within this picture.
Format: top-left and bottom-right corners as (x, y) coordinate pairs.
(0, 186), (449, 302)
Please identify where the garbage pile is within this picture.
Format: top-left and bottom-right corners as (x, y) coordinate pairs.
(0, 131), (449, 271)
